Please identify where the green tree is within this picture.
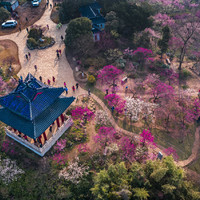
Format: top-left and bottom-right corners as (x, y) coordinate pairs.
(97, 0), (126, 14)
(112, 2), (153, 38)
(133, 188), (149, 200)
(91, 162), (129, 200)
(65, 17), (94, 56)
(158, 26), (170, 58)
(0, 7), (10, 24)
(92, 157), (200, 200)
(135, 31), (151, 49)
(59, 0), (94, 23)
(105, 11), (119, 33)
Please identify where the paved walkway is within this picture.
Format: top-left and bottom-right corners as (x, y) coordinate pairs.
(0, 1), (199, 168)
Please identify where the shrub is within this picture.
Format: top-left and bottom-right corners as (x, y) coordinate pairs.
(27, 38), (38, 48)
(83, 57), (107, 69)
(180, 69), (192, 80)
(28, 28), (43, 41)
(0, 7), (10, 24)
(87, 75), (96, 84)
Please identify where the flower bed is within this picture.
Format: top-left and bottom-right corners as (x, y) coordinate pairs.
(27, 36), (55, 50)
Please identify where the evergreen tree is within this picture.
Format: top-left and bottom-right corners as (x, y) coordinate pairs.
(158, 26), (171, 58)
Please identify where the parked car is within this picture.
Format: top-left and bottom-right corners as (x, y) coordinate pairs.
(31, 0), (40, 7)
(1, 20), (18, 29)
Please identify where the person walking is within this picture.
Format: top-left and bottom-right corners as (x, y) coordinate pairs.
(28, 52), (31, 59)
(65, 87), (68, 94)
(88, 88), (91, 96)
(57, 52), (60, 59)
(39, 76), (42, 82)
(50, 4), (52, 9)
(64, 82), (66, 87)
(52, 76), (55, 83)
(72, 85), (75, 92)
(48, 79), (51, 85)
(47, 24), (49, 30)
(26, 27), (29, 33)
(111, 106), (115, 114)
(19, 26), (21, 32)
(26, 17), (28, 22)
(25, 54), (28, 61)
(76, 83), (79, 89)
(125, 86), (128, 93)
(58, 49), (61, 55)
(106, 89), (108, 95)
(34, 65), (37, 71)
(61, 35), (64, 41)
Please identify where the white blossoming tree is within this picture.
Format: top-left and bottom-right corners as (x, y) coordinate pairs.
(125, 97), (157, 124)
(0, 157), (24, 185)
(59, 157), (89, 184)
(95, 110), (109, 126)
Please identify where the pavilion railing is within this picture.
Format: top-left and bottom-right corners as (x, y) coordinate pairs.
(6, 116), (73, 156)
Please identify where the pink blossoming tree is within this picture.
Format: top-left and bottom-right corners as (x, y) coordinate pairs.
(71, 107), (94, 121)
(119, 136), (136, 162)
(140, 129), (156, 148)
(93, 126), (117, 149)
(97, 65), (122, 92)
(104, 94), (125, 114)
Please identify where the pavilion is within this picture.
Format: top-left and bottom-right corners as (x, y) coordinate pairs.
(0, 73), (75, 156)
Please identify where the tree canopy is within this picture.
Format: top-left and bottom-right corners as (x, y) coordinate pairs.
(91, 157), (200, 200)
(0, 7), (10, 24)
(65, 17), (94, 56)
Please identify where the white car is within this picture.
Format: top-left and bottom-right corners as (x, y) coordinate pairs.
(1, 20), (17, 29)
(31, 0), (40, 7)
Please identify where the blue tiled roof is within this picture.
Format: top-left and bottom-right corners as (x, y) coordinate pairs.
(0, 96), (75, 139)
(92, 16), (105, 24)
(79, 2), (105, 29)
(0, 73), (65, 120)
(79, 2), (102, 19)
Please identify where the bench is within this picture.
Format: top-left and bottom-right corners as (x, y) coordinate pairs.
(121, 77), (128, 85)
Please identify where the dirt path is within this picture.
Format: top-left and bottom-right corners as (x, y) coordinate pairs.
(177, 127), (200, 167)
(0, 0), (199, 168)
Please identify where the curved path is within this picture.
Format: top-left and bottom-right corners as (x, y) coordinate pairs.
(0, 1), (199, 168)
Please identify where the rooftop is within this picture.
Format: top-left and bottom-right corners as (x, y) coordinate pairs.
(0, 73), (75, 139)
(0, 73), (65, 120)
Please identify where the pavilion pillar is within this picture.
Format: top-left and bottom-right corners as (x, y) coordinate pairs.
(23, 135), (28, 140)
(43, 132), (47, 141)
(38, 135), (42, 144)
(56, 118), (60, 128)
(61, 114), (65, 124)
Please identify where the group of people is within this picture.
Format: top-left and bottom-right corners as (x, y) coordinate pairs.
(25, 52), (31, 61)
(47, 76), (56, 85)
(63, 82), (80, 95)
(46, 0), (52, 8)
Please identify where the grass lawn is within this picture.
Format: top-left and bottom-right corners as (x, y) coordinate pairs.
(115, 117), (195, 161)
(83, 84), (196, 161)
(152, 126), (196, 160)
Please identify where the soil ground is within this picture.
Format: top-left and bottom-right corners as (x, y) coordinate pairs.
(0, 0), (46, 36)
(0, 39), (21, 74)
